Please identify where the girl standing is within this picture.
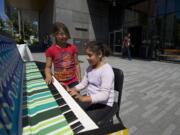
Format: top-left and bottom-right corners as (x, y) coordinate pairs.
(45, 22), (81, 88)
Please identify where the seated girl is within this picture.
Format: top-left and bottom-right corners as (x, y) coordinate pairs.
(67, 41), (114, 124)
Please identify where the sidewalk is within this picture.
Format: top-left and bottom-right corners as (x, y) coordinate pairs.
(33, 53), (180, 135)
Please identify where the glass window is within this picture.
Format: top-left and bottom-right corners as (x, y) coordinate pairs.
(167, 0), (175, 13)
(156, 0), (166, 15)
(175, 0), (180, 12)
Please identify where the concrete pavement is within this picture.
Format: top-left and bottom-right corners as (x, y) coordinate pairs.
(32, 53), (180, 135)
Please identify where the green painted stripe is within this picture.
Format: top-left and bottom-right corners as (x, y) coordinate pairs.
(25, 67), (38, 70)
(25, 64), (37, 68)
(25, 65), (37, 68)
(24, 82), (46, 89)
(23, 107), (62, 127)
(23, 94), (53, 106)
(25, 75), (42, 79)
(36, 123), (73, 135)
(24, 101), (58, 116)
(24, 97), (55, 109)
(25, 83), (47, 90)
(26, 68), (39, 71)
(25, 71), (41, 75)
(24, 74), (42, 81)
(51, 127), (74, 135)
(23, 91), (51, 102)
(25, 63), (37, 66)
(23, 88), (49, 97)
(26, 69), (39, 72)
(23, 115), (72, 135)
(23, 92), (51, 102)
(25, 76), (42, 81)
(25, 71), (40, 75)
(24, 79), (45, 85)
(26, 80), (46, 85)
(23, 94), (51, 105)
(25, 69), (39, 72)
(25, 68), (38, 71)
(25, 85), (48, 92)
(26, 73), (42, 77)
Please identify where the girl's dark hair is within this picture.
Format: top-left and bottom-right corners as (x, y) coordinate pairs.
(85, 41), (111, 57)
(52, 22), (71, 38)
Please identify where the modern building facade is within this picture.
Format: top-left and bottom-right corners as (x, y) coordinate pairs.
(2, 0), (180, 58)
(38, 0), (110, 54)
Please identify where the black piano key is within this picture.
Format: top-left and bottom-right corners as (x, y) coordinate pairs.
(50, 88), (58, 95)
(56, 98), (66, 106)
(48, 84), (62, 99)
(64, 111), (78, 123)
(73, 125), (85, 134)
(52, 91), (60, 96)
(70, 121), (82, 129)
(48, 83), (58, 91)
(53, 93), (62, 99)
(23, 115), (30, 127)
(60, 105), (70, 113)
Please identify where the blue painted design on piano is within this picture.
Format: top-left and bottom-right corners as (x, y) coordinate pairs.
(0, 35), (23, 135)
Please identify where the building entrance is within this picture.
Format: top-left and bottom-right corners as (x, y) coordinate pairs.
(109, 29), (123, 55)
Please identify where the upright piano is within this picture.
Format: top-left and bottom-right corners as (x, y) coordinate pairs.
(0, 35), (128, 135)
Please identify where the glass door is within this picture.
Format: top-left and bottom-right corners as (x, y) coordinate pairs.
(109, 32), (114, 52)
(109, 30), (123, 54)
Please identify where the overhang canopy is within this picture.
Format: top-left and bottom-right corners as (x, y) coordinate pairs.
(7, 0), (45, 10)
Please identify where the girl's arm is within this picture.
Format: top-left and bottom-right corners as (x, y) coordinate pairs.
(75, 66), (114, 104)
(68, 70), (88, 98)
(75, 71), (88, 90)
(45, 57), (53, 84)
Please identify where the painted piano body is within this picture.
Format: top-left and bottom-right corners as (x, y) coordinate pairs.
(0, 35), (128, 135)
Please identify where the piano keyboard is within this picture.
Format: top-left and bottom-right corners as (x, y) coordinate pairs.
(22, 62), (98, 135)
(52, 77), (98, 133)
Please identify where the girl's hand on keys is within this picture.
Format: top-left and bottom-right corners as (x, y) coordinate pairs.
(67, 87), (79, 97)
(45, 76), (53, 84)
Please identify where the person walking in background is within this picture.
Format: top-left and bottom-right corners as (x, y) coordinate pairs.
(45, 22), (81, 88)
(43, 34), (52, 49)
(122, 33), (132, 60)
(67, 41), (114, 124)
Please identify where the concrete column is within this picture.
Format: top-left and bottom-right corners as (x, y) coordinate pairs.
(18, 9), (21, 35)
